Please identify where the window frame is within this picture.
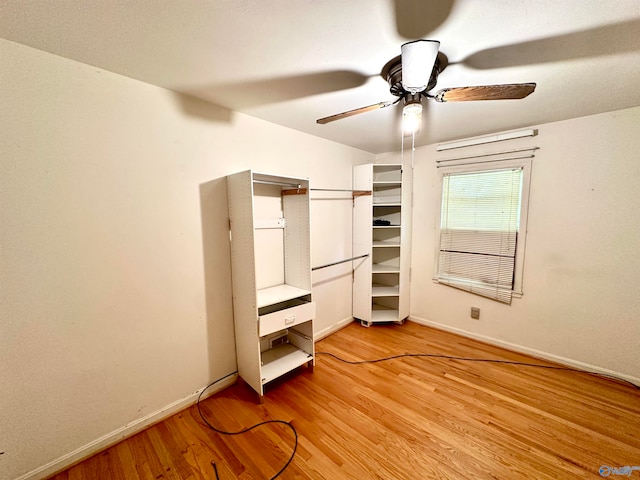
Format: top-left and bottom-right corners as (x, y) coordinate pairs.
(433, 157), (532, 297)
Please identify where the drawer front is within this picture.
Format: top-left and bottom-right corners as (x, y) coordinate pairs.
(259, 302), (316, 336)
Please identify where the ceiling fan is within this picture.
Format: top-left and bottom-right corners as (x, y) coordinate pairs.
(316, 40), (536, 134)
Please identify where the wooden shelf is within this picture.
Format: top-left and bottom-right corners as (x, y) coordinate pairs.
(257, 284), (312, 309)
(372, 284), (400, 296)
(261, 344), (312, 384)
(372, 264), (400, 273)
(373, 241), (400, 247)
(371, 305), (400, 322)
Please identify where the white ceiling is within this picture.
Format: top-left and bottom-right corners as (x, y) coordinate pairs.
(1, 0), (639, 154)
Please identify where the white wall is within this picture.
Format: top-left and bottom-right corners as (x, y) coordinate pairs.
(407, 107), (640, 383)
(0, 39), (372, 480)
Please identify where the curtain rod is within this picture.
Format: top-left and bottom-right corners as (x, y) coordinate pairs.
(437, 146), (539, 164)
(436, 154), (535, 168)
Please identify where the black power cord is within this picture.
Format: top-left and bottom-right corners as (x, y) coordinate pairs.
(196, 352), (636, 479)
(316, 351), (640, 391)
(196, 372), (298, 480)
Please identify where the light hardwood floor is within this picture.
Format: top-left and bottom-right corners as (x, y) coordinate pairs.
(50, 321), (640, 479)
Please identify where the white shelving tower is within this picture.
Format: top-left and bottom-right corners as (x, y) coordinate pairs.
(353, 163), (412, 327)
(227, 170), (315, 399)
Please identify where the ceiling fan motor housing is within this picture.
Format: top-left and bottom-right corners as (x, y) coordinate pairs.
(403, 92), (422, 106)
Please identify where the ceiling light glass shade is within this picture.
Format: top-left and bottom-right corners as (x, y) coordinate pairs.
(401, 39), (440, 93)
(403, 102), (422, 135)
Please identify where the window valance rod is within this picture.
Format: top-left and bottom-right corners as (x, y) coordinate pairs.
(437, 154), (535, 168)
(437, 146), (539, 165)
(436, 128), (537, 151)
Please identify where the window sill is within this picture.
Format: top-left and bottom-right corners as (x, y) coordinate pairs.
(431, 277), (523, 299)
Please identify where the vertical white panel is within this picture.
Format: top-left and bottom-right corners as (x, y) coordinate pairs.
(253, 182), (285, 289)
(227, 170), (262, 395)
(254, 228), (285, 289)
(352, 164), (372, 322)
(283, 178), (312, 292)
(398, 162), (412, 319)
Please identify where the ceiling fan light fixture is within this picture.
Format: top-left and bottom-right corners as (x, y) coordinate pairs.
(402, 101), (422, 135)
(401, 39), (440, 93)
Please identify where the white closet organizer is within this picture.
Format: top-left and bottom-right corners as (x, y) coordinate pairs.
(353, 163), (411, 327)
(227, 170), (315, 399)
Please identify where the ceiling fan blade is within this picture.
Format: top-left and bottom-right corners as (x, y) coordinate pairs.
(460, 19), (640, 70)
(394, 0), (454, 39)
(433, 83), (536, 103)
(401, 39), (440, 93)
(194, 70), (371, 110)
(316, 100), (396, 124)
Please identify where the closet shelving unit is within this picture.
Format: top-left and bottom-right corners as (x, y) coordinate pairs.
(353, 163), (411, 327)
(227, 170), (315, 400)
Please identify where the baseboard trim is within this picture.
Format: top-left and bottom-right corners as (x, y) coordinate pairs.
(314, 316), (354, 342)
(21, 374), (237, 480)
(20, 313), (356, 480)
(409, 316), (640, 386)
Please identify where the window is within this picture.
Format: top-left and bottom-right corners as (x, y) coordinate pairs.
(435, 158), (531, 304)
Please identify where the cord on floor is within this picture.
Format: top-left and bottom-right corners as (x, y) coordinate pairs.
(197, 372), (298, 480)
(316, 351), (640, 390)
(196, 350), (636, 479)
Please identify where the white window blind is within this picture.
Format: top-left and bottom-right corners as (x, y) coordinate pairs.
(438, 168), (523, 304)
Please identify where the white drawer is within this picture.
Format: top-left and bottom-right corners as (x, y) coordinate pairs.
(259, 300), (315, 337)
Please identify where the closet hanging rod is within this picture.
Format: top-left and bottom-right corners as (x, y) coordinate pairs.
(311, 188), (363, 193)
(312, 254), (369, 271)
(253, 179), (301, 188)
(310, 189), (372, 199)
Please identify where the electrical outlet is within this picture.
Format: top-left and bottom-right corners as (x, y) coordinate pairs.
(471, 307), (480, 319)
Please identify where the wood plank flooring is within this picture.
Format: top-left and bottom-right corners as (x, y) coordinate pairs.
(50, 321), (640, 479)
